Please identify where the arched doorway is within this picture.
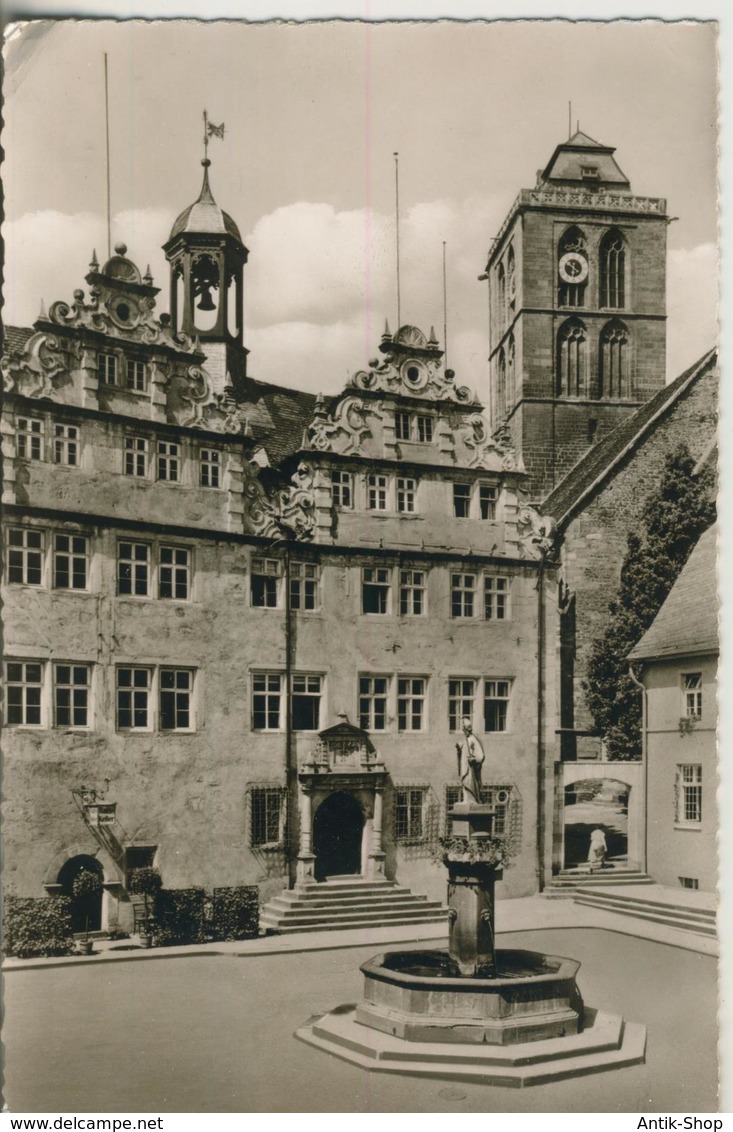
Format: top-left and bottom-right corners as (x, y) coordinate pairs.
(563, 779), (629, 870)
(58, 855), (104, 933)
(313, 792), (364, 882)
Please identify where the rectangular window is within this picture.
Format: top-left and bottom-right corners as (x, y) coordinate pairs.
(252, 673), (283, 731)
(200, 448), (221, 488)
(397, 677), (426, 732)
(449, 678), (476, 732)
(250, 786), (286, 848)
(331, 470), (353, 509)
(416, 415), (433, 443)
(682, 672), (702, 719)
(159, 545), (190, 600)
(125, 359), (147, 392)
(479, 484), (498, 520)
(359, 675), (390, 731)
(451, 573), (476, 618)
(367, 474), (389, 511)
(8, 527), (44, 586)
(53, 424), (80, 466)
(125, 435), (149, 478)
(116, 667), (151, 730)
(399, 569), (425, 616)
(395, 411), (411, 440)
(54, 663), (90, 728)
(5, 661), (43, 726)
(290, 562), (318, 611)
(157, 440), (180, 483)
(17, 417), (44, 461)
(292, 674), (322, 731)
(251, 557), (281, 608)
(53, 534), (88, 590)
(98, 353), (118, 385)
(394, 787), (427, 842)
(484, 576), (510, 620)
(484, 679), (511, 732)
(677, 765), (702, 825)
(160, 668), (193, 731)
(362, 567), (390, 614)
(679, 876), (699, 890)
(453, 482), (471, 518)
(118, 541), (150, 597)
(396, 477), (417, 514)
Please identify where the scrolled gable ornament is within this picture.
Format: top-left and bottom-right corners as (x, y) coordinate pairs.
(2, 332), (67, 400)
(459, 413), (522, 472)
(165, 364), (215, 427)
(306, 395), (378, 455)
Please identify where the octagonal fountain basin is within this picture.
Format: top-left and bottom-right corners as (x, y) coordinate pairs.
(355, 949), (584, 1046)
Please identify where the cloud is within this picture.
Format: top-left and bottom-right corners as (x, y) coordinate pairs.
(667, 242), (719, 377)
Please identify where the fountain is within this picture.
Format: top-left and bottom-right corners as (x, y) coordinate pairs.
(296, 794), (647, 1086)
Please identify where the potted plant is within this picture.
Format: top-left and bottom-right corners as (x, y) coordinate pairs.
(128, 866), (162, 948)
(72, 867), (103, 955)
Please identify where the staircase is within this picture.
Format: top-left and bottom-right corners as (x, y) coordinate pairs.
(260, 877), (448, 935)
(572, 885), (717, 938)
(542, 867), (653, 898)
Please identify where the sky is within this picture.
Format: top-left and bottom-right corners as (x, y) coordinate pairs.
(3, 19), (719, 398)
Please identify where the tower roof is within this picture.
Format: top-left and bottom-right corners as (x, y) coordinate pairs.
(169, 160), (242, 242)
(540, 131), (631, 190)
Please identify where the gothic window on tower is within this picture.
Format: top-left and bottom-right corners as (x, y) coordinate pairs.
(557, 227), (588, 308)
(599, 230), (626, 309)
(496, 348), (507, 420)
(496, 262), (506, 325)
(599, 320), (630, 399)
(506, 245), (516, 311)
(507, 335), (516, 407)
(557, 319), (588, 398)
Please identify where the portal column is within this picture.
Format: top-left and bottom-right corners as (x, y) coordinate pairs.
(296, 783), (317, 887)
(367, 786), (387, 880)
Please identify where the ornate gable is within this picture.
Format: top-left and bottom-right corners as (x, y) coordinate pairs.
(349, 323), (479, 405)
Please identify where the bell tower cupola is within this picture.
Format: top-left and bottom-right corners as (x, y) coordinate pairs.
(163, 114), (249, 392)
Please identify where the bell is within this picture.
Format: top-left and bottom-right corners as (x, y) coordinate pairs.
(197, 286), (216, 311)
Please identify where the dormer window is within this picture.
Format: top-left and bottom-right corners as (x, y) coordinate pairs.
(98, 353), (118, 385)
(580, 165), (600, 181)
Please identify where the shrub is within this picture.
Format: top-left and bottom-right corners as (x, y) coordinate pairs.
(154, 887), (206, 947)
(5, 896), (74, 959)
(127, 867), (163, 897)
(211, 886), (259, 941)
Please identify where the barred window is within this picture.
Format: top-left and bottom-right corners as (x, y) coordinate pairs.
(251, 557), (281, 608)
(395, 411), (411, 440)
(399, 569), (425, 616)
(116, 667), (151, 730)
(682, 673), (702, 720)
(676, 764), (702, 825)
(484, 679), (511, 732)
(396, 476), (417, 514)
(125, 359), (147, 392)
(160, 669), (194, 731)
(453, 483), (471, 518)
(250, 786), (286, 849)
(53, 424), (79, 466)
(54, 663), (90, 728)
(451, 573), (476, 618)
(292, 674), (322, 731)
(5, 661), (43, 726)
(118, 541), (151, 597)
(397, 677), (426, 733)
(200, 448), (221, 488)
(367, 473), (389, 511)
(252, 673), (283, 731)
(53, 534), (88, 590)
(445, 783), (512, 835)
(157, 440), (180, 483)
(290, 562), (318, 611)
(17, 417), (44, 461)
(125, 435), (149, 478)
(331, 470), (353, 509)
(394, 787), (427, 842)
(8, 528), (44, 586)
(98, 353), (118, 385)
(416, 415), (433, 443)
(159, 546), (190, 600)
(449, 678), (476, 732)
(484, 576), (510, 620)
(362, 567), (390, 614)
(359, 675), (389, 731)
(479, 484), (498, 520)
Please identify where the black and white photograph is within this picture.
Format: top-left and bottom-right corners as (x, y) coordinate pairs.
(1, 11), (723, 1117)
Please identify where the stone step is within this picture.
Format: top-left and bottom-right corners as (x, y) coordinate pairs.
(543, 872), (653, 897)
(261, 910), (448, 935)
(268, 891), (432, 911)
(573, 893), (717, 936)
(573, 887), (716, 921)
(261, 904), (448, 929)
(267, 899), (445, 922)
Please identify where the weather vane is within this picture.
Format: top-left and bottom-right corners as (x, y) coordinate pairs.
(203, 109), (226, 164)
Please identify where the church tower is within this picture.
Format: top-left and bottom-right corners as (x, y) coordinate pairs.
(163, 153), (249, 392)
(484, 131), (668, 501)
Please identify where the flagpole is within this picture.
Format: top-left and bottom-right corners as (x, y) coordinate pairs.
(104, 52), (111, 259)
(443, 240), (448, 371)
(394, 151), (401, 329)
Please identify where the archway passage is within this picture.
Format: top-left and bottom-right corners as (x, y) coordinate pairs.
(563, 779), (629, 870)
(313, 792), (364, 882)
(57, 855), (104, 933)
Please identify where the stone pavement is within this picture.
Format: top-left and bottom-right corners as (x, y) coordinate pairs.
(3, 886), (717, 971)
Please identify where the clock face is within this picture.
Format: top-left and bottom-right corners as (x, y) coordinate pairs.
(558, 252), (589, 284)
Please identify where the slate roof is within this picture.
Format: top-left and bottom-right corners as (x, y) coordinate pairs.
(4, 325), (35, 354)
(629, 524), (718, 661)
(542, 348), (718, 526)
(235, 377), (317, 465)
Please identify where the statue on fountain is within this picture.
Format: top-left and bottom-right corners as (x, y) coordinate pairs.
(456, 717), (485, 803)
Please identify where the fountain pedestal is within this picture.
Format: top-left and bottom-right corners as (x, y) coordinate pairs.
(446, 804), (501, 976)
